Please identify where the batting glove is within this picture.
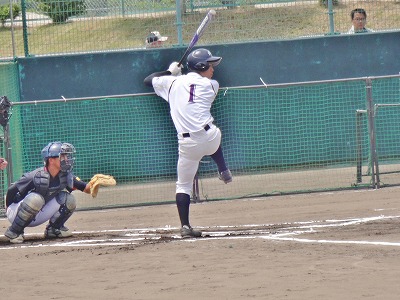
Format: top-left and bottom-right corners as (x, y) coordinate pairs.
(168, 62), (182, 76)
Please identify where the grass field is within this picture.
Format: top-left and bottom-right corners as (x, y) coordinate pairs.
(0, 1), (400, 58)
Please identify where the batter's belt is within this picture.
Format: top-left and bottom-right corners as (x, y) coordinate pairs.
(182, 124), (211, 138)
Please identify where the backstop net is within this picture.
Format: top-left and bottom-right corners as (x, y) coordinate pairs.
(0, 62), (20, 215)
(3, 75), (399, 212)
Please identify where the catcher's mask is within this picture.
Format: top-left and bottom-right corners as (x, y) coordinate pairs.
(41, 141), (76, 172)
(60, 142), (76, 172)
(0, 96), (12, 127)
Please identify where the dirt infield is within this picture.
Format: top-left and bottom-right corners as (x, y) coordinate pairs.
(1, 186), (400, 299)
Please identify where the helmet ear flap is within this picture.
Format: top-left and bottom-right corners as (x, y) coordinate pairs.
(194, 62), (209, 71)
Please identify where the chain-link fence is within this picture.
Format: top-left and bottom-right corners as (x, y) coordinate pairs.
(1, 0), (400, 59)
(1, 74), (399, 214)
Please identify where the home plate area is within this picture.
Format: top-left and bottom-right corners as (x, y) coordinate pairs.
(1, 215), (399, 250)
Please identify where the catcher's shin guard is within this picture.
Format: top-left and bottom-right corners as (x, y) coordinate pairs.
(5, 193), (45, 236)
(48, 191), (76, 229)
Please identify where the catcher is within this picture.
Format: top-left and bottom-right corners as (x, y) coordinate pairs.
(4, 141), (116, 244)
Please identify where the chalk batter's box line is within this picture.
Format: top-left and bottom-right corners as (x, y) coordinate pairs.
(0, 215), (399, 250)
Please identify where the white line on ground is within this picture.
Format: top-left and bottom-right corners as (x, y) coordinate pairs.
(0, 215), (398, 250)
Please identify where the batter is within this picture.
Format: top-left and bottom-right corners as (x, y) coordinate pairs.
(144, 48), (232, 238)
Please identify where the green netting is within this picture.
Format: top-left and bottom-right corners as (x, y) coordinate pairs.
(12, 96), (177, 180)
(213, 81), (366, 170)
(6, 77), (393, 211)
(0, 62), (19, 213)
(370, 77), (400, 185)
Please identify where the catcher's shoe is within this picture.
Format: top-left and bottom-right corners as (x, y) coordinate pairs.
(219, 169), (232, 184)
(4, 228), (24, 244)
(180, 225), (202, 238)
(45, 225), (73, 239)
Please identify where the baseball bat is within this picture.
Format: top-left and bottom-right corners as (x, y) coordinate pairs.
(177, 9), (216, 67)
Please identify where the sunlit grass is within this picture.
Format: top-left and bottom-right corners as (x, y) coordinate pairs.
(0, 1), (399, 59)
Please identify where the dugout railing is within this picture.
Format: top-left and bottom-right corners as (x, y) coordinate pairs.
(2, 74), (400, 215)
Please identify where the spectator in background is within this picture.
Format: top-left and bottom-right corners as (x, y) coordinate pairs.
(348, 8), (374, 34)
(145, 31), (168, 48)
(0, 158), (7, 170)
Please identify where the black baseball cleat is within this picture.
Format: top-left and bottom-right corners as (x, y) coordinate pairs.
(4, 228), (24, 244)
(180, 225), (202, 238)
(45, 225), (73, 239)
(219, 169), (232, 184)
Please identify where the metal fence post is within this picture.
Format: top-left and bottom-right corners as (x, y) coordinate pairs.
(327, 0), (335, 35)
(355, 109), (366, 184)
(365, 78), (380, 188)
(8, 0), (16, 58)
(4, 123), (13, 187)
(176, 0), (184, 46)
(120, 0), (125, 17)
(21, 0), (29, 57)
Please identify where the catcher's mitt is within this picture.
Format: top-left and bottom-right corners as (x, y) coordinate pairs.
(89, 174), (116, 198)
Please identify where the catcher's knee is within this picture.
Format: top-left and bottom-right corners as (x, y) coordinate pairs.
(49, 192), (76, 228)
(56, 191), (76, 211)
(24, 193), (46, 211)
(9, 193), (44, 231)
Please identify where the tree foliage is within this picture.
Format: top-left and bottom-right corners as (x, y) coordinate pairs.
(319, 0), (339, 7)
(39, 0), (86, 24)
(0, 4), (21, 27)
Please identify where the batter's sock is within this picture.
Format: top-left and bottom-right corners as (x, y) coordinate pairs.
(211, 146), (228, 173)
(176, 193), (191, 227)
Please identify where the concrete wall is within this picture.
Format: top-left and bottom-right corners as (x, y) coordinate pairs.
(17, 31), (400, 101)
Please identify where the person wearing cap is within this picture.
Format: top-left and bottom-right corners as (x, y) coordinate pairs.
(145, 31), (168, 48)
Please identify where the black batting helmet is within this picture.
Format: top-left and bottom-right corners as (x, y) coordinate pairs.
(187, 48), (222, 72)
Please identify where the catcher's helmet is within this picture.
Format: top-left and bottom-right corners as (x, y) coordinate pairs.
(41, 141), (63, 161)
(41, 141), (76, 172)
(187, 48), (222, 72)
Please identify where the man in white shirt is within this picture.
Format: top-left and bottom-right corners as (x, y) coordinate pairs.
(144, 48), (232, 238)
(348, 8), (373, 34)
